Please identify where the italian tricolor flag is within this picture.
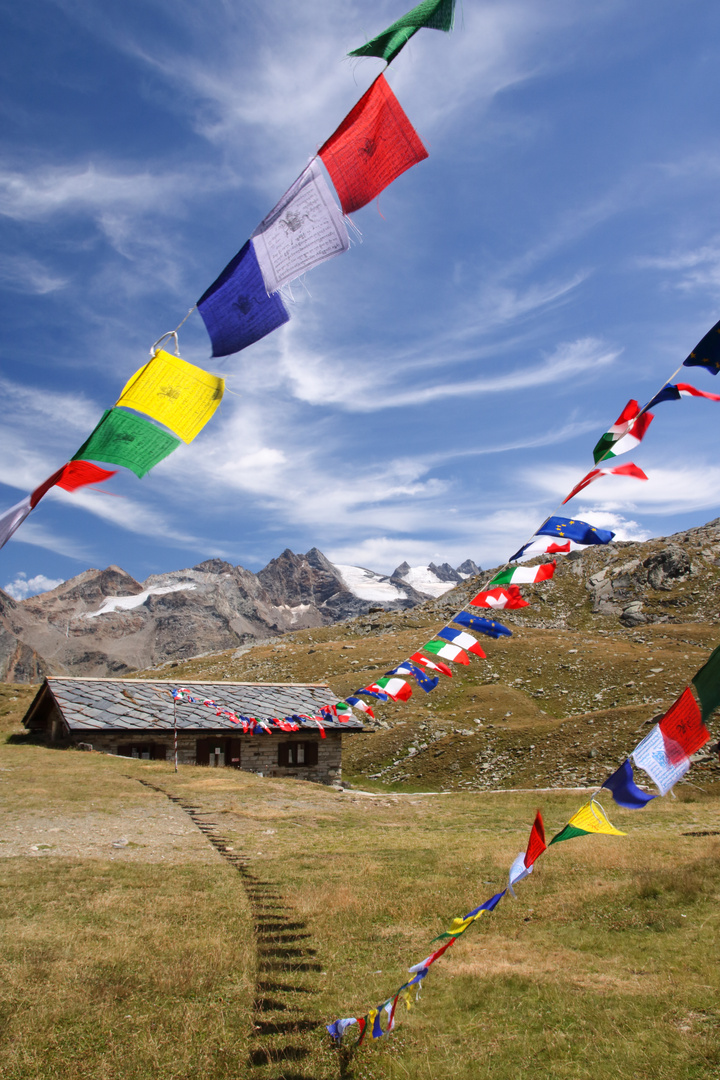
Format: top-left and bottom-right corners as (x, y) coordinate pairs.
(593, 399), (653, 463)
(365, 677), (412, 702)
(422, 640), (469, 665)
(469, 585), (528, 609)
(489, 561), (556, 587)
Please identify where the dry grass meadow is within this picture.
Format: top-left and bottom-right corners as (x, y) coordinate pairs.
(2, 684), (720, 1080)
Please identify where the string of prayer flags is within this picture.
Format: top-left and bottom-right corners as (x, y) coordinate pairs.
(489, 561), (557, 586)
(116, 350), (225, 444)
(408, 937), (456, 976)
(431, 890), (505, 942)
(421, 639), (469, 664)
(452, 611), (512, 637)
(562, 462), (648, 504)
(658, 686), (710, 762)
(251, 161), (350, 294)
(72, 408), (181, 479)
(469, 585), (528, 610)
(318, 75), (428, 215)
(691, 643), (720, 722)
(683, 317), (720, 374)
(362, 677), (413, 701)
(601, 759), (656, 809)
(389, 661), (439, 692)
(436, 626), (486, 657)
(646, 382), (720, 408)
(549, 799), (625, 845)
(197, 240), (290, 358)
(348, 0), (456, 64)
(409, 652), (453, 676)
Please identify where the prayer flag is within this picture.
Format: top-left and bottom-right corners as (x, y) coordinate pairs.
(326, 1017), (357, 1042)
(549, 799), (625, 845)
(432, 889), (505, 942)
(683, 317), (720, 374)
(364, 677), (412, 701)
(388, 661), (439, 692)
(692, 644), (720, 722)
(408, 937), (455, 974)
(371, 1008), (384, 1039)
(659, 686), (709, 762)
(0, 495), (33, 550)
(409, 651), (453, 676)
(30, 460), (117, 507)
(349, 0), (455, 63)
(251, 160), (349, 293)
(197, 240), (289, 358)
(593, 399), (645, 463)
(436, 626), (486, 657)
(489, 562), (556, 586)
(646, 381), (720, 408)
(534, 516), (615, 546)
(72, 408), (180, 479)
(524, 811), (546, 868)
(452, 610), (512, 637)
(562, 463), (647, 504)
(469, 585), (528, 610)
(345, 696), (375, 718)
(632, 724), (689, 795)
(117, 350), (224, 444)
(319, 75), (428, 215)
(422, 640), (469, 664)
(601, 758), (656, 809)
(508, 850), (533, 895)
(510, 538), (573, 561)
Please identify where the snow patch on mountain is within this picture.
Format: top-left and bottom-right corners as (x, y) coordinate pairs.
(84, 583), (196, 619)
(333, 565), (406, 603)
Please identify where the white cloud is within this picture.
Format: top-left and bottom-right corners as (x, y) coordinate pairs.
(3, 572), (65, 600)
(0, 255), (68, 295)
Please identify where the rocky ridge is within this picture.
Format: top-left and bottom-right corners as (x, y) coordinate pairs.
(0, 549), (479, 680)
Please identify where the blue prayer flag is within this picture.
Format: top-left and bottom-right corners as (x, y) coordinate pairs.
(601, 759), (656, 809)
(463, 889), (506, 920)
(371, 1009), (385, 1039)
(683, 318), (720, 374)
(535, 516), (615, 546)
(197, 240), (289, 358)
(452, 611), (512, 637)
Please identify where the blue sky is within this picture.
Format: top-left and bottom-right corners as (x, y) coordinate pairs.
(3, 0), (720, 599)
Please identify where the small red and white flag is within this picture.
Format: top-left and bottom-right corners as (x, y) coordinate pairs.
(562, 462), (648, 504)
(469, 585), (528, 610)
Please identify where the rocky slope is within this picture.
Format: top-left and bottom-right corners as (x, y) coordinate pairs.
(152, 518), (720, 792)
(0, 549), (479, 680)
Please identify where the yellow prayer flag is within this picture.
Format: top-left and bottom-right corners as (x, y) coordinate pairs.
(567, 800), (626, 836)
(117, 349), (225, 444)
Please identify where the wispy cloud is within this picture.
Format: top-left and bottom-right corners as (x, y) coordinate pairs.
(0, 255), (68, 294)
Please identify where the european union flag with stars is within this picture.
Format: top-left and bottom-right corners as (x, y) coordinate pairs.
(683, 318), (720, 375)
(535, 516), (614, 545)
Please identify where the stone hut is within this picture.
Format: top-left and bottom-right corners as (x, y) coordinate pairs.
(22, 677), (365, 785)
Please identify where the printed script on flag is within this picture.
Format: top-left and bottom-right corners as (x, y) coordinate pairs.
(319, 75), (428, 215)
(252, 161), (350, 294)
(116, 350), (225, 444)
(72, 408), (181, 479)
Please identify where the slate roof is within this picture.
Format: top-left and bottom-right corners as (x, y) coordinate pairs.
(24, 677), (364, 733)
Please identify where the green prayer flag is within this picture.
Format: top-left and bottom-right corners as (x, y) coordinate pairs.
(548, 824), (588, 846)
(692, 644), (720, 722)
(348, 0), (455, 64)
(72, 408), (180, 479)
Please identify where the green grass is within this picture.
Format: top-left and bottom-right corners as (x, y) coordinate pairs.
(2, 703), (720, 1078)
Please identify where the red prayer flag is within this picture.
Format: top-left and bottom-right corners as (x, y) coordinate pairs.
(319, 75), (428, 215)
(524, 811), (546, 868)
(659, 687), (710, 764)
(30, 460), (117, 508)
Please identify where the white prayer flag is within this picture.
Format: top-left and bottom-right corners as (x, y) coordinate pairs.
(251, 160), (350, 293)
(632, 723), (690, 796)
(0, 494), (33, 550)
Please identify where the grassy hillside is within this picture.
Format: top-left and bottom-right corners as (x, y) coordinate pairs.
(1, 716), (719, 1079)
